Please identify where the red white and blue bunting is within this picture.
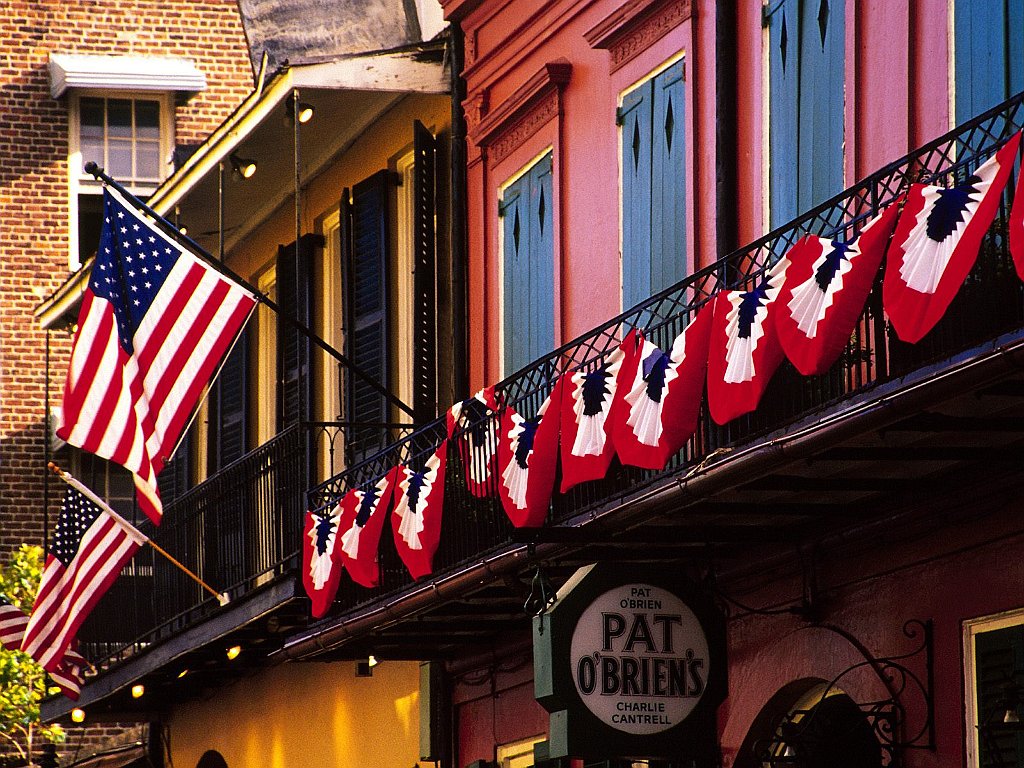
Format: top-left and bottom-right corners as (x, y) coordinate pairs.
(304, 132), (1024, 614)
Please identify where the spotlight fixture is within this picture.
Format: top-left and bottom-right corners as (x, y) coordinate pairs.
(178, 224), (188, 236)
(226, 645), (242, 661)
(286, 99), (315, 124)
(229, 153), (257, 180)
(71, 708), (85, 723)
(368, 655), (379, 668)
(131, 684), (145, 699)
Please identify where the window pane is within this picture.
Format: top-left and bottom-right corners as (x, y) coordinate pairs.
(135, 143), (161, 180)
(107, 99), (132, 139)
(135, 101), (160, 140)
(108, 139), (132, 177)
(80, 137), (105, 172)
(80, 97), (104, 139)
(77, 194), (105, 262)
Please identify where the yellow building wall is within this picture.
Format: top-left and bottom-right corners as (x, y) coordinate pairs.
(167, 661), (420, 768)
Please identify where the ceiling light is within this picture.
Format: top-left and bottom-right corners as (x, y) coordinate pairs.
(71, 708), (85, 723)
(177, 668), (189, 679)
(226, 645), (242, 661)
(131, 684), (145, 699)
(286, 99), (315, 124)
(229, 153), (256, 180)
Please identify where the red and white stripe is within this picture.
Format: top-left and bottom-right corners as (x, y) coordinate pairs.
(0, 599), (29, 650)
(49, 646), (87, 700)
(59, 194), (255, 523)
(21, 516), (143, 671)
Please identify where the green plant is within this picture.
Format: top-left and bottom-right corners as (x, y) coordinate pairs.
(0, 545), (66, 766)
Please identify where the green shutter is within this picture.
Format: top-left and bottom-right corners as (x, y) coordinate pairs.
(343, 170), (391, 459)
(502, 152), (554, 375)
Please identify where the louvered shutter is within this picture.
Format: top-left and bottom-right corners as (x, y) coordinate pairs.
(975, 624), (1024, 767)
(277, 237), (316, 430)
(157, 430), (191, 504)
(955, 0), (1024, 123)
(620, 82), (654, 310)
(343, 170), (390, 459)
(413, 121), (438, 424)
(528, 155), (555, 362)
(502, 178), (528, 374)
(209, 337), (248, 471)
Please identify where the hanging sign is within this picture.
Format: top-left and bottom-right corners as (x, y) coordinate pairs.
(534, 564), (726, 763)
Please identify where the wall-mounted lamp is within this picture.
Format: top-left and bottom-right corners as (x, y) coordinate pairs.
(71, 708), (85, 723)
(286, 99), (315, 124)
(229, 153), (257, 180)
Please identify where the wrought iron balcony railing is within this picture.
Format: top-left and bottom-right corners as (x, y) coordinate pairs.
(76, 90), (1024, 670)
(307, 90), (1024, 616)
(76, 421), (413, 665)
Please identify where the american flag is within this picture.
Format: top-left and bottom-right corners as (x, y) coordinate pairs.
(57, 186), (256, 523)
(21, 485), (145, 672)
(2, 594), (86, 699)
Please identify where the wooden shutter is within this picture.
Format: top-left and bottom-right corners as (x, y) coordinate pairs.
(768, 0), (800, 229)
(620, 82), (654, 310)
(796, 0), (844, 214)
(343, 170), (390, 458)
(652, 60), (688, 295)
(157, 432), (190, 504)
(975, 624), (1024, 766)
(413, 121), (438, 424)
(955, 0), (1024, 123)
(501, 153), (555, 375)
(277, 237), (316, 430)
(769, 0), (843, 228)
(209, 337), (248, 471)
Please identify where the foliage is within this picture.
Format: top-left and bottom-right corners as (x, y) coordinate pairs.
(0, 545), (66, 766)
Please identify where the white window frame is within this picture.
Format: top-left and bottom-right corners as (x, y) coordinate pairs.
(495, 735), (545, 768)
(963, 607), (1024, 768)
(67, 89), (175, 271)
(256, 265), (278, 446)
(395, 150), (417, 414)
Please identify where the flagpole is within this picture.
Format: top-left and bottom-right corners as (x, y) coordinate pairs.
(47, 463), (230, 607)
(82, 162), (415, 419)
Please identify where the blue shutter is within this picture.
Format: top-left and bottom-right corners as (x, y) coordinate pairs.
(528, 155), (555, 365)
(769, 0), (800, 229)
(797, 0), (844, 214)
(343, 171), (390, 460)
(769, 0), (843, 228)
(955, 0), (1022, 123)
(621, 82), (654, 310)
(652, 60), (688, 295)
(502, 152), (554, 374)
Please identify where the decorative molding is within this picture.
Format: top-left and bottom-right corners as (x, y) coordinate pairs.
(463, 91), (489, 136)
(584, 0), (692, 72)
(470, 60), (571, 161)
(488, 90), (559, 165)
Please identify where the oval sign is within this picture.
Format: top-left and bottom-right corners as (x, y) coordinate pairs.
(568, 583), (710, 734)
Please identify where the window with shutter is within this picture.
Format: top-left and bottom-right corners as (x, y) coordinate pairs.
(966, 613), (1024, 768)
(501, 152), (555, 376)
(157, 430), (191, 504)
(768, 0), (845, 229)
(343, 170), (391, 460)
(277, 236), (318, 430)
(208, 336), (248, 472)
(620, 58), (687, 312)
(954, 0), (1024, 124)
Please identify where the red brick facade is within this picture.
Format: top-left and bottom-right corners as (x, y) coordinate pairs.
(0, 1), (252, 557)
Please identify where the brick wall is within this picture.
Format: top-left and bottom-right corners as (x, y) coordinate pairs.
(0, 1), (252, 557)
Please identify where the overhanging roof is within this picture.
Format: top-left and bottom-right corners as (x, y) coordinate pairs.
(48, 54), (206, 99)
